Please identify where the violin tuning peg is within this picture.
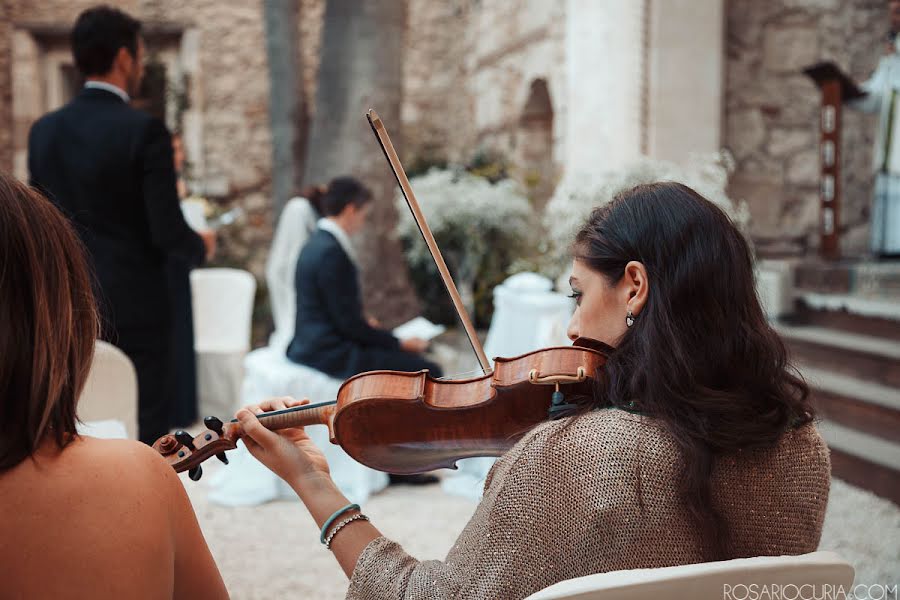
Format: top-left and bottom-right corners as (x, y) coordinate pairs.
(188, 466), (203, 481)
(216, 453), (229, 465)
(204, 416), (224, 436)
(174, 430), (196, 450)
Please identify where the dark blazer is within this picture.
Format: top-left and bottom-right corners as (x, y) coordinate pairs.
(287, 228), (400, 377)
(28, 87), (205, 334)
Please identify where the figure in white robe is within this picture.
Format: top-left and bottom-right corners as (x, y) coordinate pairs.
(849, 30), (900, 256)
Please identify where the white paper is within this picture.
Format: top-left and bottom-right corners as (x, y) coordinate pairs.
(181, 199), (209, 231)
(392, 316), (446, 341)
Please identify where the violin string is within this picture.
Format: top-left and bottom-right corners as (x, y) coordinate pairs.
(436, 366), (491, 381)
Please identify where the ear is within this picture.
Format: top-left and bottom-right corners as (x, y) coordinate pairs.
(622, 260), (649, 316)
(114, 46), (133, 73)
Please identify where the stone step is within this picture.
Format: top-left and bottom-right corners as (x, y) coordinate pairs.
(777, 323), (900, 388)
(789, 293), (900, 340)
(800, 365), (900, 428)
(818, 420), (900, 506)
(798, 365), (900, 503)
(793, 260), (900, 299)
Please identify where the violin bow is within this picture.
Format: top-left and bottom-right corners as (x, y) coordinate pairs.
(366, 109), (492, 375)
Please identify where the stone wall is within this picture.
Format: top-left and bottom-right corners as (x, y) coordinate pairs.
(2, 0), (889, 279)
(402, 0), (474, 167)
(401, 0), (566, 204)
(0, 0), (321, 285)
(725, 0), (883, 257)
(0, 3), (12, 174)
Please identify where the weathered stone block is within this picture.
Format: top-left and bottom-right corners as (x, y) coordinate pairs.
(762, 26), (819, 73)
(727, 109), (766, 160)
(768, 128), (815, 157)
(783, 0), (841, 10)
(786, 148), (819, 185)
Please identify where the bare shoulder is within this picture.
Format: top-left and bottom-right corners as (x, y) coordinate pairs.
(67, 436), (182, 491)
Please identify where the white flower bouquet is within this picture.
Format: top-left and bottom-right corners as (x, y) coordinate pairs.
(396, 167), (535, 320)
(542, 151), (749, 273)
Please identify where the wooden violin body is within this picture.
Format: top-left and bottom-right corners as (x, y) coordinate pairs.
(152, 344), (607, 478)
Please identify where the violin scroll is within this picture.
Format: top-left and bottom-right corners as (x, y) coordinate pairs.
(152, 421), (239, 480)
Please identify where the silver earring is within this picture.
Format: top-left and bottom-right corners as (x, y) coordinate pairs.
(626, 310), (635, 327)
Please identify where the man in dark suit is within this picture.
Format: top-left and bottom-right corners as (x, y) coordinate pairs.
(28, 6), (214, 444)
(287, 177), (442, 381)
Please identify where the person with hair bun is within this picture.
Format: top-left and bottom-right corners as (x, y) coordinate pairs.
(287, 175), (442, 380)
(239, 181), (830, 600)
(0, 172), (227, 599)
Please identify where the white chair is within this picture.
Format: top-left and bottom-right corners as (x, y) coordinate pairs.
(77, 340), (138, 439)
(525, 551), (854, 600)
(442, 272), (574, 501)
(191, 268), (257, 418)
(208, 198), (389, 507)
(484, 272), (574, 359)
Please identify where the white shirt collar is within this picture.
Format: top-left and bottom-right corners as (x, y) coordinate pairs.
(317, 218), (358, 267)
(84, 81), (130, 103)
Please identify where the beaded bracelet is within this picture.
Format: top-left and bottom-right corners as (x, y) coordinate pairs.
(320, 503), (360, 544)
(324, 513), (370, 550)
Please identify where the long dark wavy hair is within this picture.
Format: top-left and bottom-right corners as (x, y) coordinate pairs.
(572, 182), (814, 560)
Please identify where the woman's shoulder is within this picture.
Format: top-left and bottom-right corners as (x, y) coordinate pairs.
(720, 419), (830, 474)
(63, 436), (184, 491)
(497, 408), (678, 480)
(527, 408), (673, 453)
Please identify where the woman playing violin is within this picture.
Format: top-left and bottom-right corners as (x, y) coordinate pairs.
(0, 173), (228, 599)
(236, 182), (830, 600)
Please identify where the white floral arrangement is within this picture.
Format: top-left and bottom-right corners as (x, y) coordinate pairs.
(542, 151), (749, 271)
(396, 167), (534, 279)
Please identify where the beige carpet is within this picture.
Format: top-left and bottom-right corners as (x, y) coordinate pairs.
(182, 459), (899, 599)
(183, 462), (475, 599)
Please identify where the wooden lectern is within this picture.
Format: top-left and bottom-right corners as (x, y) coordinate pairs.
(803, 61), (866, 261)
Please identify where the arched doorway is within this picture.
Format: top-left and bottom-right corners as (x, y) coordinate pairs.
(515, 78), (555, 209)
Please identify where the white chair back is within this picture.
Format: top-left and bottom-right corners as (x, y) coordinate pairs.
(191, 268), (257, 354)
(484, 272), (573, 362)
(77, 340), (138, 439)
(525, 551), (854, 600)
(264, 197), (319, 353)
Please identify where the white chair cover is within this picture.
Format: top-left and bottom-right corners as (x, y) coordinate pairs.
(77, 340), (138, 439)
(525, 550), (854, 600)
(191, 268), (257, 418)
(208, 198), (388, 507)
(442, 273), (574, 501)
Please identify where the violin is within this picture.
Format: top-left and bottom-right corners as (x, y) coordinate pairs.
(153, 110), (609, 481)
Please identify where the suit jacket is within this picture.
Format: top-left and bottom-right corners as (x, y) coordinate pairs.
(28, 87), (205, 335)
(287, 228), (399, 377)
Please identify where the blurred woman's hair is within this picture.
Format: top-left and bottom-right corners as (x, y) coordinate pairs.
(303, 176), (372, 217)
(571, 181), (813, 561)
(0, 172), (99, 470)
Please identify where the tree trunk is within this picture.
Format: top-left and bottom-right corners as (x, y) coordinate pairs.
(263, 0), (308, 218)
(303, 0), (419, 325)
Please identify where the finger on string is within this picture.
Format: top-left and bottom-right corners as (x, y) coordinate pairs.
(270, 397), (289, 411)
(236, 409), (280, 446)
(255, 398), (284, 412)
(235, 404), (262, 419)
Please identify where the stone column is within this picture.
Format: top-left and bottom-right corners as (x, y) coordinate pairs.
(563, 0), (645, 180)
(646, 0), (724, 163)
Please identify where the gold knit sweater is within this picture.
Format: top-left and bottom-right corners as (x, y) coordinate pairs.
(346, 408), (830, 600)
